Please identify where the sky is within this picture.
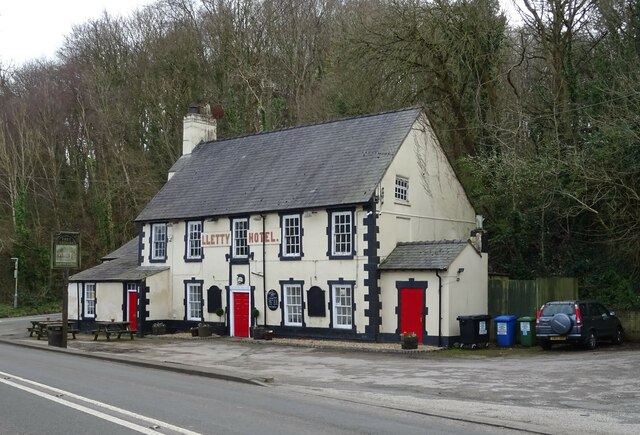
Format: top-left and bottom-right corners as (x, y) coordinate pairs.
(0, 0), (523, 67)
(0, 0), (156, 66)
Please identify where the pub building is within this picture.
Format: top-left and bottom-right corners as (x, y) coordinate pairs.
(68, 105), (488, 346)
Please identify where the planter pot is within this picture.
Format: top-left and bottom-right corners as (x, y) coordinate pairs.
(190, 327), (199, 337)
(401, 336), (418, 350)
(198, 326), (212, 337)
(252, 326), (266, 340)
(152, 326), (166, 335)
(263, 330), (273, 341)
(211, 323), (226, 336)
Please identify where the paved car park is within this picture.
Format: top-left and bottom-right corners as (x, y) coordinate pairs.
(1, 316), (639, 434)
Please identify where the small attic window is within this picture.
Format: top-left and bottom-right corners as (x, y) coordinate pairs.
(395, 176), (409, 202)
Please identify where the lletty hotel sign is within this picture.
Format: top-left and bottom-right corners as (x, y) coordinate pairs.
(201, 231), (280, 247)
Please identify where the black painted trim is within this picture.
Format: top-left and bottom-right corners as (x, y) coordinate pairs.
(148, 222), (168, 263)
(326, 207), (356, 259)
(229, 216), (250, 265)
(184, 219), (204, 262)
(395, 279), (429, 341)
(278, 211), (303, 261)
(327, 279), (356, 331)
(184, 278), (205, 322)
(137, 224), (145, 266)
(80, 282), (97, 321)
(139, 282), (149, 337)
(121, 283), (127, 320)
(363, 200), (381, 341)
(279, 279), (306, 327)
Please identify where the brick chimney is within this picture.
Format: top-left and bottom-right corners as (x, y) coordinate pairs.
(182, 104), (216, 156)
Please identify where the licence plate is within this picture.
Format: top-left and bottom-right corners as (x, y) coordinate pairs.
(550, 336), (567, 341)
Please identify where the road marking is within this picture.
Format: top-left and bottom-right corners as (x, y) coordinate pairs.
(0, 370), (202, 435)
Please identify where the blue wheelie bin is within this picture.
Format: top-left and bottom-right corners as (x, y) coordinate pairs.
(494, 315), (517, 347)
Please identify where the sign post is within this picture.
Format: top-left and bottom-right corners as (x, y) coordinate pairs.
(10, 257), (18, 308)
(52, 232), (81, 348)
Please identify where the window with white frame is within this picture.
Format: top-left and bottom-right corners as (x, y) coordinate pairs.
(232, 218), (249, 258)
(186, 221), (202, 259)
(283, 284), (303, 326)
(84, 283), (96, 318)
(331, 211), (352, 256)
(151, 223), (167, 260)
(395, 176), (409, 201)
(282, 214), (301, 258)
(186, 282), (202, 321)
(332, 284), (353, 329)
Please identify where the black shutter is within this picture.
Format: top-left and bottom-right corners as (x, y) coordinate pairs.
(207, 286), (222, 313)
(307, 286), (326, 317)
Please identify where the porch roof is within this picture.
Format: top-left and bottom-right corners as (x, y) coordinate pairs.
(379, 240), (469, 271)
(69, 239), (168, 282)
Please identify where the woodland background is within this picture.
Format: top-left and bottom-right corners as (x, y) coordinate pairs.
(1, 0), (638, 309)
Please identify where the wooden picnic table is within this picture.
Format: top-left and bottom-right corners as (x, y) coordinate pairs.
(28, 320), (78, 340)
(92, 321), (136, 341)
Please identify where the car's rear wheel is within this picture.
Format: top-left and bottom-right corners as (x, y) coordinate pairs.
(613, 327), (624, 345)
(540, 340), (552, 350)
(584, 331), (597, 350)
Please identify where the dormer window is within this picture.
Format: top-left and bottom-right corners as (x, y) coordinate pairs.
(395, 176), (409, 202)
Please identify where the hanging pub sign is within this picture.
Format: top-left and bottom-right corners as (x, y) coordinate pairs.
(52, 232), (81, 269)
(267, 289), (279, 311)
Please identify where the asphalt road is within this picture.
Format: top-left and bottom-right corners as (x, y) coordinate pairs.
(0, 344), (518, 435)
(2, 315), (639, 434)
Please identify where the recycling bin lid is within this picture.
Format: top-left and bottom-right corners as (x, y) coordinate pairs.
(457, 314), (490, 321)
(494, 314), (517, 321)
(517, 316), (535, 321)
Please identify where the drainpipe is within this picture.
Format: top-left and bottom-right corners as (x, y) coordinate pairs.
(262, 214), (267, 327)
(436, 270), (443, 347)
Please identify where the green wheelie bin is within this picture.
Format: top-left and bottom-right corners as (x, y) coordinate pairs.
(517, 316), (536, 347)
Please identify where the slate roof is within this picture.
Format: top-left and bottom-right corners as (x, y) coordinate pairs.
(100, 238), (138, 261)
(69, 239), (168, 282)
(379, 240), (471, 271)
(136, 107), (422, 222)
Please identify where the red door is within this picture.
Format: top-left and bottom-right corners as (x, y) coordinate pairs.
(233, 292), (250, 337)
(400, 288), (424, 343)
(128, 291), (137, 331)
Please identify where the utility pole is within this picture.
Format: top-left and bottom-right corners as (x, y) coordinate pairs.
(10, 257), (18, 308)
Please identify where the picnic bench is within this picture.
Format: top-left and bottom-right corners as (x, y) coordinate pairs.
(28, 320), (78, 340)
(92, 321), (136, 341)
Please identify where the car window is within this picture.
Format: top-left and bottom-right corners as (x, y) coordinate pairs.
(589, 303), (604, 316)
(579, 303), (588, 316)
(595, 303), (610, 316)
(541, 303), (574, 316)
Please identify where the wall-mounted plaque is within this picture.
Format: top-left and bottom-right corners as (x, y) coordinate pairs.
(267, 289), (279, 311)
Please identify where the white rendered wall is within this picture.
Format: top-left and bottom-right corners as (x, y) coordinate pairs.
(141, 205), (371, 332)
(377, 115), (476, 260)
(443, 245), (489, 337)
(68, 282), (79, 320)
(95, 282), (125, 322)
